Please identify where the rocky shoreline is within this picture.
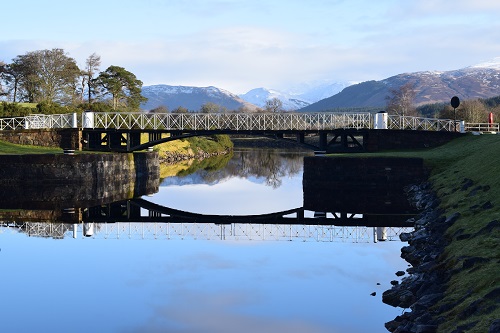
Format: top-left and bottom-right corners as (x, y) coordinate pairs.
(382, 182), (500, 333)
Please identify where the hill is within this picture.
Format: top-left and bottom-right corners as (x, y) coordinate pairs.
(141, 85), (259, 112)
(300, 65), (500, 112)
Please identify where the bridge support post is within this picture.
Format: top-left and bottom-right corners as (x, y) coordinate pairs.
(127, 132), (141, 151)
(149, 132), (161, 142)
(108, 132), (124, 150)
(319, 132), (328, 151)
(296, 133), (305, 144)
(87, 132), (102, 150)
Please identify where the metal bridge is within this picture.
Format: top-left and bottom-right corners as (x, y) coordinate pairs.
(0, 111), (495, 152)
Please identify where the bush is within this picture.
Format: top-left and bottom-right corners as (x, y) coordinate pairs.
(0, 102), (32, 117)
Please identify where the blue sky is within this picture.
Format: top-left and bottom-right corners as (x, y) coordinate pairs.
(1, 0), (500, 93)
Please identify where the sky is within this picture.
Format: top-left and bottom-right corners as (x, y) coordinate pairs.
(1, 0), (500, 94)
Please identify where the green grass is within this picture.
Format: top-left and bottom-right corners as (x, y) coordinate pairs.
(0, 140), (63, 154)
(336, 134), (500, 332)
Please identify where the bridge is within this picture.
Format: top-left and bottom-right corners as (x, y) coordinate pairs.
(0, 111), (495, 152)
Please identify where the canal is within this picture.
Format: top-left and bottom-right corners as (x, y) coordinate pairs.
(0, 148), (412, 333)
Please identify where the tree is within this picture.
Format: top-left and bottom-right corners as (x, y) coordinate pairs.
(265, 97), (283, 113)
(150, 105), (169, 113)
(200, 102), (226, 113)
(96, 65), (147, 110)
(172, 106), (189, 113)
(460, 99), (488, 123)
(8, 49), (80, 104)
(386, 82), (418, 116)
(83, 53), (101, 104)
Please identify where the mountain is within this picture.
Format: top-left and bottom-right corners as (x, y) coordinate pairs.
(299, 58), (500, 112)
(239, 80), (353, 111)
(141, 85), (259, 112)
(239, 88), (310, 111)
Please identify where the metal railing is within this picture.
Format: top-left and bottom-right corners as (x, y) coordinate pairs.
(387, 115), (457, 131)
(0, 111), (495, 133)
(89, 112), (373, 131)
(464, 123), (500, 132)
(0, 113), (76, 130)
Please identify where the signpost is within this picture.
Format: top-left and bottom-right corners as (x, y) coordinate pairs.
(451, 96), (460, 132)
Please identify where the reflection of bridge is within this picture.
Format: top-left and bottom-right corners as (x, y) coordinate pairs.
(0, 197), (415, 242)
(1, 221), (411, 243)
(84, 198), (414, 228)
(0, 112), (473, 152)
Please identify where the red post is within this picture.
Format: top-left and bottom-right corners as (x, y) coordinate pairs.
(489, 112), (494, 131)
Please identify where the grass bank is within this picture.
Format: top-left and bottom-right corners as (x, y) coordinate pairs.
(338, 134), (499, 332)
(0, 140), (62, 154)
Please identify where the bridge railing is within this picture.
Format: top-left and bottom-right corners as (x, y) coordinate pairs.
(89, 112), (374, 131)
(464, 123), (499, 132)
(0, 113), (77, 130)
(387, 115), (457, 131)
(0, 117), (26, 130)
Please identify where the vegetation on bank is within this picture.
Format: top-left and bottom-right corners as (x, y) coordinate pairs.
(338, 134), (499, 332)
(150, 134), (233, 159)
(0, 140), (62, 154)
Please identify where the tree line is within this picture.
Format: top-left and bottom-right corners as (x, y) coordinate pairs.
(386, 82), (500, 123)
(0, 48), (146, 116)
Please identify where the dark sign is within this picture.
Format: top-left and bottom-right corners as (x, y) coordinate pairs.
(451, 96), (460, 109)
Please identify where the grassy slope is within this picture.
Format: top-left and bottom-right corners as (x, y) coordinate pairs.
(338, 134), (500, 332)
(0, 140), (63, 154)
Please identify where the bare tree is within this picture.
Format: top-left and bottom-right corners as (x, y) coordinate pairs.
(83, 53), (101, 104)
(460, 99), (488, 123)
(386, 82), (418, 116)
(265, 97), (283, 113)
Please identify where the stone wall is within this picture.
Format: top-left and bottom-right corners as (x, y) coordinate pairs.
(364, 129), (463, 152)
(0, 129), (82, 150)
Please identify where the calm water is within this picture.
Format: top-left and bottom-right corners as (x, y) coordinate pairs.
(0, 149), (410, 333)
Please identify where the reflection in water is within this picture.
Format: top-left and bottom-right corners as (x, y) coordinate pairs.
(0, 149), (414, 333)
(162, 149), (309, 188)
(2, 220), (411, 243)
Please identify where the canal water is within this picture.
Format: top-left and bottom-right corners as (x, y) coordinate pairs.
(0, 149), (411, 333)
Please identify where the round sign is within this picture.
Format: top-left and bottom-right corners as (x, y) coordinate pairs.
(451, 96), (460, 109)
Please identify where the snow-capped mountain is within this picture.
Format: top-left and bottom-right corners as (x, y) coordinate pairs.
(469, 57), (500, 70)
(141, 85), (259, 112)
(238, 80), (353, 111)
(300, 59), (500, 111)
(238, 88), (309, 111)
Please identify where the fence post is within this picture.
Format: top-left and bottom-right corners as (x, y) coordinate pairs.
(72, 113), (78, 128)
(374, 111), (388, 129)
(82, 111), (95, 128)
(460, 121), (466, 133)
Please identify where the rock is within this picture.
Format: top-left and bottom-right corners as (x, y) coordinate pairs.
(462, 257), (490, 269)
(489, 319), (500, 333)
(415, 324), (438, 333)
(391, 280), (400, 286)
(444, 212), (461, 225)
(400, 232), (412, 242)
(482, 201), (494, 210)
(370, 292), (376, 296)
(396, 271), (406, 277)
(461, 178), (474, 191)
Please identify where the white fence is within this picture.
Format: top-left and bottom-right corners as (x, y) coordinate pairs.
(0, 111), (496, 133)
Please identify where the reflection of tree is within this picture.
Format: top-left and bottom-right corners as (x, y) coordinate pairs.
(163, 149), (308, 188)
